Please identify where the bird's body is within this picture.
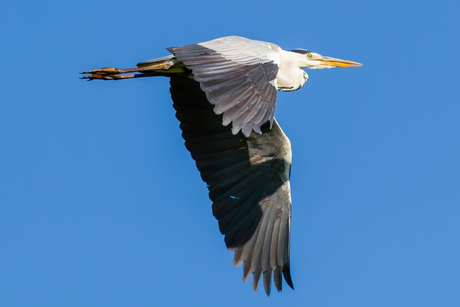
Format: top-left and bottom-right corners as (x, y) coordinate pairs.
(82, 35), (361, 296)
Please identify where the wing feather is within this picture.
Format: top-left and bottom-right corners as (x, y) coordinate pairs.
(170, 75), (293, 295)
(168, 36), (280, 137)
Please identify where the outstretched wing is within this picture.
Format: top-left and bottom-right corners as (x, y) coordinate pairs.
(167, 36), (280, 137)
(170, 75), (294, 295)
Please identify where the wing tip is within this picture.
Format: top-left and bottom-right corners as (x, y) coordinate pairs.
(263, 269), (273, 296)
(283, 263), (294, 290)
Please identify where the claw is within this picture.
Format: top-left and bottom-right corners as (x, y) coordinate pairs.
(82, 67), (119, 74)
(81, 67), (133, 80)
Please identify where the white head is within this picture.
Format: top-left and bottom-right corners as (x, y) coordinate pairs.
(290, 49), (362, 69)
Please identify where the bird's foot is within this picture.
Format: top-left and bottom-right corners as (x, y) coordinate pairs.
(81, 61), (179, 80)
(81, 67), (138, 80)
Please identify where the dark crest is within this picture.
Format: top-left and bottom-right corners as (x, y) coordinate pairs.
(289, 49), (312, 54)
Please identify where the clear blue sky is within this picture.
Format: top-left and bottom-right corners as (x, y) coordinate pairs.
(1, 1), (459, 306)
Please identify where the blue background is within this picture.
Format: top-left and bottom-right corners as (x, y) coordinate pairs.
(1, 1), (459, 306)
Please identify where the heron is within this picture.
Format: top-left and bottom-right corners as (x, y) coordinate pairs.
(82, 35), (362, 296)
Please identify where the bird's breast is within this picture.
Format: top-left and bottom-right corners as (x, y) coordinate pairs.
(276, 67), (308, 92)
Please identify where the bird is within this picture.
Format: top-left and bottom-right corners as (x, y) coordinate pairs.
(82, 35), (362, 296)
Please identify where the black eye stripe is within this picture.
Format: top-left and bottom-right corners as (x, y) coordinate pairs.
(289, 49), (312, 54)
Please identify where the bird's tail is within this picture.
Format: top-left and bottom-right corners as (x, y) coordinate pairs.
(81, 55), (187, 80)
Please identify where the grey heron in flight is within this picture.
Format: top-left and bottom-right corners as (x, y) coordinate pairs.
(82, 35), (361, 296)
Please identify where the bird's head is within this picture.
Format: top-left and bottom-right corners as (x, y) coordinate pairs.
(290, 49), (362, 69)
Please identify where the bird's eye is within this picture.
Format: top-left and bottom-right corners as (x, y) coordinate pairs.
(307, 53), (313, 59)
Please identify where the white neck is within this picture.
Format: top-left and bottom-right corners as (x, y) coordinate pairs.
(277, 50), (310, 91)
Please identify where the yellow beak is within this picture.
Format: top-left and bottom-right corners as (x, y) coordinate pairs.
(320, 56), (362, 67)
